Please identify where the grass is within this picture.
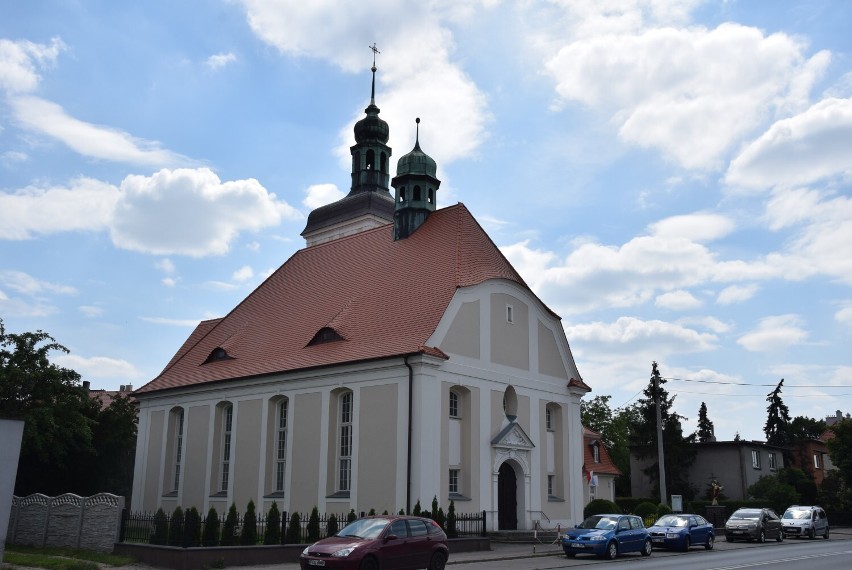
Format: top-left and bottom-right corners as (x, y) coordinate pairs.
(2, 545), (135, 570)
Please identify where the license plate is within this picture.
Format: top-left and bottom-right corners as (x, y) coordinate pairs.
(652, 538), (664, 543)
(308, 561), (325, 567)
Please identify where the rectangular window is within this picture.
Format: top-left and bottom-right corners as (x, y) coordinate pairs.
(592, 444), (600, 463)
(449, 391), (459, 418)
(589, 485), (596, 501)
(173, 409), (184, 492)
(547, 475), (554, 496)
(814, 453), (821, 469)
(449, 469), (459, 494)
(275, 400), (288, 492)
(338, 393), (353, 492)
(506, 304), (514, 323)
(751, 449), (761, 469)
(768, 452), (777, 470)
(546, 408), (552, 431)
(221, 405), (233, 492)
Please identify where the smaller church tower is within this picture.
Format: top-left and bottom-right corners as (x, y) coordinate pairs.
(391, 118), (441, 240)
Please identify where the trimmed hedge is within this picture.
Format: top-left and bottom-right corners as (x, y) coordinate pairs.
(584, 499), (621, 518)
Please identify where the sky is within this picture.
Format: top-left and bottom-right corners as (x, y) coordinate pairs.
(2, 0), (851, 443)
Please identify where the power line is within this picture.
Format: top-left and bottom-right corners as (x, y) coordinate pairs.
(671, 388), (852, 398)
(664, 377), (846, 389)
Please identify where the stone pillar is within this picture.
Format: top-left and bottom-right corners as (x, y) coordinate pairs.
(705, 505), (727, 529)
(0, 418), (25, 563)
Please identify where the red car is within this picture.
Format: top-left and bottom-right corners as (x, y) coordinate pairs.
(299, 515), (449, 570)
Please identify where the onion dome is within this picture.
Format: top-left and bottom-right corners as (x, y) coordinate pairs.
(396, 118), (437, 177)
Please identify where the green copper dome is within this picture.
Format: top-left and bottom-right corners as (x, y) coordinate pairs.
(354, 103), (389, 144)
(396, 118), (436, 177)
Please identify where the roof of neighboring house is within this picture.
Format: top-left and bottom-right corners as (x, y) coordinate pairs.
(583, 427), (621, 476)
(88, 389), (135, 410)
(136, 204), (590, 395)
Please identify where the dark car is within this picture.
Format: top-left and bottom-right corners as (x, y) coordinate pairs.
(725, 508), (783, 543)
(647, 513), (715, 551)
(561, 514), (652, 560)
(299, 515), (449, 570)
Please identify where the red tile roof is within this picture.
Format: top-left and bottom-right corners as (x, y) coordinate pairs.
(583, 427), (622, 476)
(136, 204), (551, 394)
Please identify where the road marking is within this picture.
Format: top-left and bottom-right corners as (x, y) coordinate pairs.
(708, 550), (852, 569)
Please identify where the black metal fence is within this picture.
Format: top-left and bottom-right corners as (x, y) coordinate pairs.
(120, 508), (486, 546)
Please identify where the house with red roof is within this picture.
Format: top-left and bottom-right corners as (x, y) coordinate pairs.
(582, 427), (622, 504)
(130, 61), (591, 531)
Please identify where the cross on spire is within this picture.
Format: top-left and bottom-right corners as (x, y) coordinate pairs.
(369, 42), (380, 72)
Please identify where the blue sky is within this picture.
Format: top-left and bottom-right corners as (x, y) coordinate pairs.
(2, 1), (851, 442)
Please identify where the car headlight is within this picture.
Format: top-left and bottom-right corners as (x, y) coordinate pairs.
(301, 546), (311, 556)
(590, 535), (607, 541)
(332, 547), (355, 557)
(746, 523), (757, 529)
(666, 533), (679, 539)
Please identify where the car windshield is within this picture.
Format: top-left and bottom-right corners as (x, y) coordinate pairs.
(783, 509), (811, 520)
(731, 511), (760, 520)
(655, 515), (687, 527)
(337, 518), (391, 539)
(579, 515), (619, 530)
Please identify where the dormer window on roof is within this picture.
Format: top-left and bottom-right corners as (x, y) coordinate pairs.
(203, 347), (233, 364)
(308, 327), (344, 346)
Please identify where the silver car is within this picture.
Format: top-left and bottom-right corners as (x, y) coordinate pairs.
(725, 508), (783, 543)
(782, 505), (829, 539)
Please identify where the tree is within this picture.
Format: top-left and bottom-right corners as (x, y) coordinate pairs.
(748, 472), (799, 515)
(789, 415), (827, 441)
(826, 419), (852, 489)
(764, 379), (791, 446)
(306, 506), (321, 543)
(629, 362), (697, 501)
(264, 502), (281, 545)
(581, 394), (638, 496)
(240, 499), (258, 545)
(202, 507), (220, 546)
(285, 511), (302, 544)
(221, 503), (239, 546)
(0, 319), (137, 496)
(695, 402), (715, 442)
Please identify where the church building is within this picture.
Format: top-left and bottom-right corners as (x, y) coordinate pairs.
(130, 58), (591, 531)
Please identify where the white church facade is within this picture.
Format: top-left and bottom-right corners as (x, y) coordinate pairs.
(130, 59), (592, 531)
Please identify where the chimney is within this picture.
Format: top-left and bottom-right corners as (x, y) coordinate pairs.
(83, 380), (90, 390)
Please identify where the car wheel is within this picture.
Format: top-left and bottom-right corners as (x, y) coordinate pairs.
(776, 530), (784, 542)
(823, 526), (830, 540)
(428, 551), (446, 570)
(808, 527), (816, 539)
(758, 529), (765, 543)
(603, 541), (618, 560)
(682, 536), (691, 552)
(705, 534), (715, 550)
(359, 556), (379, 570)
(641, 539), (652, 557)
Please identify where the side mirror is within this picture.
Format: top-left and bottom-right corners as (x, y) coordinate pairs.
(384, 534), (398, 542)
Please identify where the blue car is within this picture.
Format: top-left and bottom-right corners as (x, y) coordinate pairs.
(647, 514), (715, 551)
(562, 514), (653, 560)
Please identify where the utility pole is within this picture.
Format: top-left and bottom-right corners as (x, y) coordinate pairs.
(653, 364), (668, 506)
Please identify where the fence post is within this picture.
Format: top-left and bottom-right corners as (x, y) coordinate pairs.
(481, 510), (487, 536)
(281, 511), (287, 544)
(119, 508), (129, 543)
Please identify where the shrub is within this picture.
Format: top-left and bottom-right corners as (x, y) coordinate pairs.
(168, 506), (184, 547)
(657, 503), (672, 516)
(184, 507), (202, 547)
(240, 500), (258, 545)
(413, 500), (422, 516)
(307, 507), (321, 543)
(150, 508), (169, 545)
(285, 512), (302, 544)
(634, 501), (658, 518)
(446, 500), (458, 538)
(264, 502), (281, 545)
(583, 499), (620, 518)
(399, 508), (405, 515)
(347, 509), (357, 524)
(202, 507), (220, 546)
(326, 513), (339, 538)
(367, 508), (376, 516)
(431, 496), (439, 520)
(435, 507), (446, 530)
(220, 504), (239, 546)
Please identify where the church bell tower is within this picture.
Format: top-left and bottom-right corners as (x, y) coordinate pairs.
(391, 118), (441, 240)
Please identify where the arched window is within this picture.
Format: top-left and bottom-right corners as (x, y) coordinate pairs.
(338, 391), (353, 492)
(449, 390), (460, 418)
(503, 386), (518, 419)
(168, 407), (185, 493)
(380, 152), (387, 172)
(219, 403), (233, 493)
(428, 188), (434, 204)
(448, 386), (471, 498)
(545, 403), (563, 499)
(413, 185), (421, 201)
(366, 150), (375, 170)
(400, 187), (406, 202)
(275, 398), (288, 492)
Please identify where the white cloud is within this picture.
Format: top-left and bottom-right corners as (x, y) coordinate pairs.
(79, 305), (105, 318)
(162, 277), (177, 287)
(238, 1), (490, 167)
(566, 316), (717, 355)
(155, 258), (176, 274)
(53, 353), (144, 379)
(649, 213), (735, 242)
(0, 270), (76, 296)
(140, 316), (203, 327)
(717, 284), (759, 305)
(205, 52), (237, 70)
(1, 150), (28, 166)
(232, 265), (254, 282)
(0, 37), (64, 93)
(303, 183), (345, 210)
(726, 97), (852, 190)
(10, 96), (194, 166)
(543, 21), (829, 169)
(677, 316), (732, 334)
(111, 168), (303, 256)
(737, 314), (808, 352)
(836, 305), (852, 328)
(655, 290), (701, 310)
(0, 177), (118, 239)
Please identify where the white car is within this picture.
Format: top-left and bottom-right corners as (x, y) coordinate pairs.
(781, 505), (829, 539)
